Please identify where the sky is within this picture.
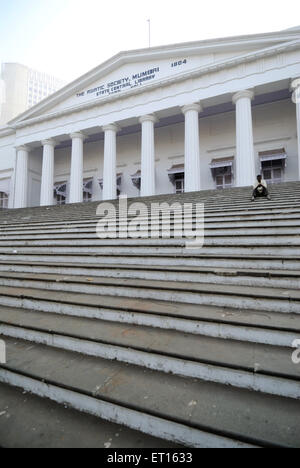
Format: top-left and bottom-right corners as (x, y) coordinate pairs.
(0, 0), (300, 84)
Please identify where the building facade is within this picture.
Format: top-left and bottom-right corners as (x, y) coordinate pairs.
(0, 63), (65, 126)
(0, 27), (300, 210)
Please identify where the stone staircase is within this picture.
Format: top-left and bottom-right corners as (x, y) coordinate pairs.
(0, 181), (299, 448)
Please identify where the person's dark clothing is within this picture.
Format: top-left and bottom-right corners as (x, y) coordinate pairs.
(252, 185), (269, 198)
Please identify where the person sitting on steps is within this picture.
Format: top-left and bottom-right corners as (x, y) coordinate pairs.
(252, 175), (271, 201)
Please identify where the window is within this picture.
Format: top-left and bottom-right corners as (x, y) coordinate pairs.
(54, 183), (67, 205)
(168, 164), (185, 194)
(83, 191), (92, 202)
(174, 174), (184, 194)
(99, 174), (122, 198)
(55, 194), (66, 205)
(215, 167), (233, 190)
(261, 160), (284, 184)
(259, 149), (286, 184)
(83, 179), (93, 203)
(131, 171), (141, 192)
(210, 158), (234, 190)
(0, 192), (8, 209)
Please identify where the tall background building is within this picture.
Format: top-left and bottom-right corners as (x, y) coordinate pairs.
(0, 63), (66, 126)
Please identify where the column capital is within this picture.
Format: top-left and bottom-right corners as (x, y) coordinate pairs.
(41, 139), (57, 147)
(291, 78), (300, 90)
(102, 123), (120, 133)
(70, 132), (86, 141)
(15, 145), (30, 152)
(182, 103), (203, 115)
(232, 89), (254, 104)
(139, 114), (158, 125)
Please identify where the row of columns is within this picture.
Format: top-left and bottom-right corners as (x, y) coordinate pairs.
(14, 80), (300, 209)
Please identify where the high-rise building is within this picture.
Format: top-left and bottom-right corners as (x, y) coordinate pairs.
(0, 63), (65, 126)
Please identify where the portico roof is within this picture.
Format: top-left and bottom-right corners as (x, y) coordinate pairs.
(6, 26), (300, 130)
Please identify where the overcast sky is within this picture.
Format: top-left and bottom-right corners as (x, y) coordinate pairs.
(0, 0), (299, 84)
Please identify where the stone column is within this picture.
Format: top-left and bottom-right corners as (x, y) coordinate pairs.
(69, 132), (85, 204)
(232, 90), (256, 187)
(14, 145), (29, 209)
(182, 103), (202, 192)
(40, 139), (56, 206)
(291, 78), (300, 180)
(139, 114), (158, 197)
(102, 124), (118, 200)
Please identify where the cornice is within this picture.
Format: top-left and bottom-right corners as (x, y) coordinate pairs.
(9, 38), (300, 131)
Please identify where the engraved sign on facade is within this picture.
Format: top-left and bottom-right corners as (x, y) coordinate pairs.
(76, 67), (160, 99)
(76, 59), (188, 100)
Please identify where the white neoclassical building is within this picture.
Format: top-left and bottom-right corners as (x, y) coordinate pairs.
(1, 26), (300, 209)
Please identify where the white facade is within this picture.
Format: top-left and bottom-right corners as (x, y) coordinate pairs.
(1, 27), (300, 209)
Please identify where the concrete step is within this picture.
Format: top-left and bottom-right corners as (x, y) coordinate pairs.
(1, 320), (300, 401)
(0, 181), (299, 226)
(0, 181), (299, 447)
(1, 235), (300, 246)
(1, 205), (300, 227)
(1, 223), (300, 239)
(0, 382), (178, 448)
(1, 244), (300, 257)
(1, 209), (300, 234)
(0, 261), (299, 289)
(0, 216), (299, 232)
(0, 287), (299, 339)
(0, 226), (299, 243)
(1, 200), (300, 229)
(0, 272), (299, 314)
(0, 253), (299, 271)
(1, 337), (300, 447)
(0, 285), (299, 350)
(0, 305), (299, 382)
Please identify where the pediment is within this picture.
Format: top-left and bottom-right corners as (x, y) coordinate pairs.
(9, 27), (300, 126)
